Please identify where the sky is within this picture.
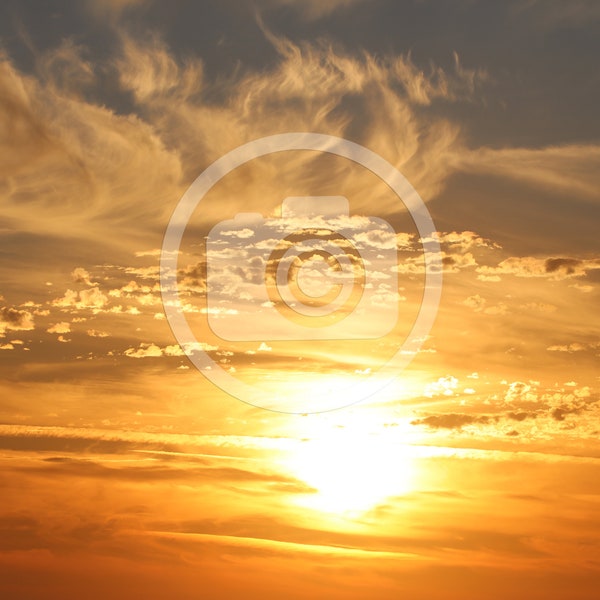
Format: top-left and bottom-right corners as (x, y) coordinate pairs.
(0, 0), (599, 598)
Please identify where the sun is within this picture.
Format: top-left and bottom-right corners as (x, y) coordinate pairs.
(284, 419), (418, 517)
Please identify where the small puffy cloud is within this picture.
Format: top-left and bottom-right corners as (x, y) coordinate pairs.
(520, 302), (557, 313)
(483, 302), (508, 316)
(124, 342), (214, 358)
(547, 342), (586, 353)
(219, 228), (255, 239)
(353, 229), (397, 250)
(258, 342), (272, 352)
(441, 251), (477, 273)
(462, 295), (507, 315)
(71, 267), (97, 287)
(47, 322), (71, 334)
(87, 329), (109, 337)
(504, 381), (538, 404)
(462, 294), (486, 312)
(134, 249), (162, 257)
(0, 306), (35, 336)
(52, 287), (109, 312)
(424, 375), (458, 398)
(163, 344), (185, 357)
(124, 343), (163, 358)
(182, 341), (218, 353)
(435, 230), (501, 252)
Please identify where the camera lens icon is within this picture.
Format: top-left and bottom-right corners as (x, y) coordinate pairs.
(266, 228), (365, 327)
(206, 196), (399, 341)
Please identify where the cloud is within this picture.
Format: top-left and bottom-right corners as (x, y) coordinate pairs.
(477, 256), (600, 280)
(549, 389), (596, 422)
(47, 322), (71, 334)
(0, 424), (291, 457)
(0, 44), (182, 239)
(124, 343), (164, 358)
(71, 267), (98, 287)
(504, 381), (538, 404)
(462, 294), (486, 312)
(113, 30), (486, 206)
(0, 306), (35, 337)
(457, 144), (600, 202)
(52, 288), (109, 312)
(87, 329), (109, 338)
(115, 32), (204, 105)
(424, 376), (459, 398)
(462, 295), (508, 316)
(547, 341), (599, 353)
(124, 342), (215, 358)
(411, 413), (494, 430)
(434, 231), (501, 252)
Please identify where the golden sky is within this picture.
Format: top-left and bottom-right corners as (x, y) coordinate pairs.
(0, 0), (599, 598)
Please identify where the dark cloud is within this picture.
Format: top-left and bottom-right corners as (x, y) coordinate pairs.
(411, 413), (496, 430)
(545, 257), (583, 275)
(0, 306), (34, 335)
(507, 411), (538, 422)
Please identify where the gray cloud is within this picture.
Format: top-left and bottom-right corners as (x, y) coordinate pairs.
(0, 306), (34, 336)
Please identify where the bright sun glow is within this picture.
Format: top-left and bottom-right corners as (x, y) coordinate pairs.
(285, 426), (417, 516)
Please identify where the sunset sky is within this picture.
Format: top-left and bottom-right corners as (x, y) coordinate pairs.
(1, 1), (599, 598)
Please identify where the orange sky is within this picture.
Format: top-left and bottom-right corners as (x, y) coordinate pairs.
(0, 0), (599, 598)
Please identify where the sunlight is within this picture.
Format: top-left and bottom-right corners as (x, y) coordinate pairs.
(285, 426), (417, 517)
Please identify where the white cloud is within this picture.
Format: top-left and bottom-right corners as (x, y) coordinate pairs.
(47, 322), (71, 334)
(424, 376), (459, 398)
(71, 267), (97, 287)
(87, 329), (109, 338)
(504, 381), (538, 404)
(219, 228), (255, 239)
(124, 343), (163, 358)
(124, 341), (219, 359)
(52, 288), (109, 312)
